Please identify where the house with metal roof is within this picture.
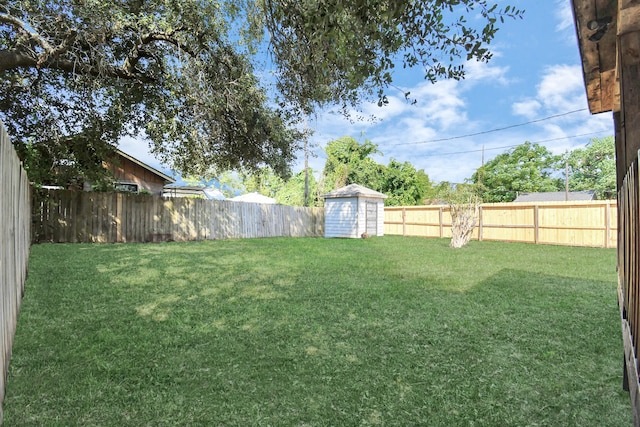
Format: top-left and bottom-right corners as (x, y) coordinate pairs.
(513, 190), (596, 203)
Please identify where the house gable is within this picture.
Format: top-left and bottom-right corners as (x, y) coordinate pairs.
(103, 150), (175, 195)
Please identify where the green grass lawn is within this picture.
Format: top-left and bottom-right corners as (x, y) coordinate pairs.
(4, 236), (631, 426)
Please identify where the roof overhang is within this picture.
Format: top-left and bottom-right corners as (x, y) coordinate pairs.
(571, 0), (620, 114)
(115, 149), (175, 184)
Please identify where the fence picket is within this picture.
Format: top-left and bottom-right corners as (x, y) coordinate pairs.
(0, 121), (30, 423)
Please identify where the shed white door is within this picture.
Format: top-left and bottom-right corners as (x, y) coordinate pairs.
(365, 202), (377, 235)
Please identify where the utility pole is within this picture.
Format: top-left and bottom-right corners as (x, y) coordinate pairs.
(478, 144), (485, 187)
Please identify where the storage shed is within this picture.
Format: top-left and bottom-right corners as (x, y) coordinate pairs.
(322, 184), (387, 238)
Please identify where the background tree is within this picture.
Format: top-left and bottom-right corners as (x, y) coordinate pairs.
(0, 1), (522, 186)
(322, 137), (383, 191)
(472, 142), (563, 202)
(240, 168), (285, 200)
(378, 159), (433, 206)
(566, 136), (616, 199)
(274, 169), (320, 206)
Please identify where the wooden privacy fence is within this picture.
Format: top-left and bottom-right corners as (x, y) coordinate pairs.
(618, 159), (640, 412)
(385, 200), (617, 248)
(32, 190), (324, 243)
(0, 122), (31, 423)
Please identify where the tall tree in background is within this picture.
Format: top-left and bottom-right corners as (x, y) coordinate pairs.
(378, 159), (433, 206)
(472, 142), (563, 202)
(275, 170), (320, 206)
(566, 136), (616, 199)
(321, 136), (433, 206)
(0, 1), (522, 186)
(322, 137), (382, 191)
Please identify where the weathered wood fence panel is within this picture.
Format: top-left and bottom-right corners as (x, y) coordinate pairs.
(385, 200), (618, 248)
(32, 190), (324, 243)
(618, 157), (640, 418)
(0, 121), (31, 423)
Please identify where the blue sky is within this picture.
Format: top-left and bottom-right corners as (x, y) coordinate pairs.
(120, 0), (614, 185)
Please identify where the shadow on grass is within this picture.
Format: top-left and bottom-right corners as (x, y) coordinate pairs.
(3, 240), (630, 426)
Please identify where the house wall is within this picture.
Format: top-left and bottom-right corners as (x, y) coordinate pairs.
(325, 197), (358, 238)
(104, 155), (166, 195)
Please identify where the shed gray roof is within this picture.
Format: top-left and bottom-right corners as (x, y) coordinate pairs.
(513, 190), (596, 203)
(322, 184), (388, 199)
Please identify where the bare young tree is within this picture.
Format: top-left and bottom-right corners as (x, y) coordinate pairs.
(438, 183), (481, 248)
(449, 193), (481, 248)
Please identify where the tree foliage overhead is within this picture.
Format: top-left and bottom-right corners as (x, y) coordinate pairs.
(0, 0), (299, 185)
(472, 142), (563, 203)
(264, 0), (523, 113)
(0, 0), (522, 186)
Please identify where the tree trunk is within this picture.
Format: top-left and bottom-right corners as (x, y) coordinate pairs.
(450, 200), (479, 248)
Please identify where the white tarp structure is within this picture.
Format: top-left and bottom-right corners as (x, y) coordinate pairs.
(230, 192), (276, 204)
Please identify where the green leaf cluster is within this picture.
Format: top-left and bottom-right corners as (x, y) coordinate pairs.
(566, 136), (616, 199)
(263, 0), (523, 113)
(472, 142), (563, 202)
(321, 136), (433, 206)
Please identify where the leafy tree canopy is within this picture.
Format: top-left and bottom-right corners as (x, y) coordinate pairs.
(378, 159), (433, 206)
(0, 1), (522, 186)
(320, 136), (433, 206)
(565, 136), (616, 199)
(265, 0), (523, 113)
(472, 142), (563, 202)
(322, 136), (382, 191)
(274, 169), (320, 207)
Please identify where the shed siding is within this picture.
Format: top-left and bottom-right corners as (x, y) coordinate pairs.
(355, 197), (385, 236)
(325, 198), (358, 238)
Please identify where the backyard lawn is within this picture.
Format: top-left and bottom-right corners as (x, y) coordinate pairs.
(3, 236), (631, 426)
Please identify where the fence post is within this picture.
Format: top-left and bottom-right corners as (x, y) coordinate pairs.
(402, 207), (406, 236)
(116, 193), (123, 243)
(606, 201), (611, 248)
(478, 206), (483, 241)
(534, 204), (539, 244)
(439, 206), (444, 238)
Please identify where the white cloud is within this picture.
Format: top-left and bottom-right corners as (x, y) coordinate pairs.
(464, 59), (510, 85)
(536, 65), (586, 113)
(512, 100), (542, 118)
(555, 0), (575, 33)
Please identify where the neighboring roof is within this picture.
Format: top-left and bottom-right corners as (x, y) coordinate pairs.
(163, 185), (227, 200)
(229, 192), (276, 204)
(322, 184), (388, 199)
(571, 0), (619, 113)
(513, 191), (596, 203)
(203, 188), (226, 200)
(116, 149), (175, 184)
